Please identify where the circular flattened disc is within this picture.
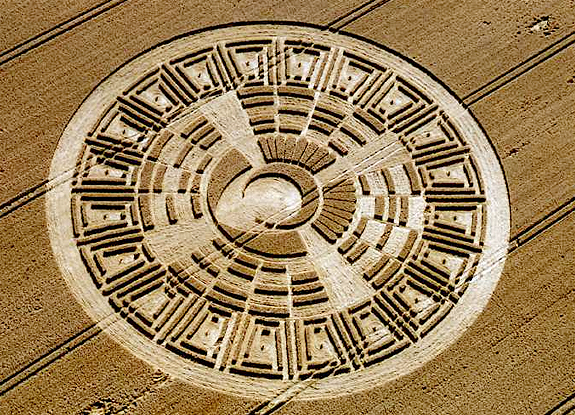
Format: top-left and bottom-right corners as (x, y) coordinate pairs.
(47, 24), (510, 399)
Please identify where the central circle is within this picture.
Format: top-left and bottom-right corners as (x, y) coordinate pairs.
(243, 177), (301, 226)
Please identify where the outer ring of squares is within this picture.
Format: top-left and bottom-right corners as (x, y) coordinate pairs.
(47, 23), (510, 399)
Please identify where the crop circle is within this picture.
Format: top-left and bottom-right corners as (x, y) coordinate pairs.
(47, 24), (509, 399)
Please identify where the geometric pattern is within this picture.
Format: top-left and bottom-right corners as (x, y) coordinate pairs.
(46, 24), (509, 399)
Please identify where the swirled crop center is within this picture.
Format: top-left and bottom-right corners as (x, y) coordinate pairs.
(46, 24), (510, 399)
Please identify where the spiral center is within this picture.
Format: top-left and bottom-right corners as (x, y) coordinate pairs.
(243, 177), (302, 226)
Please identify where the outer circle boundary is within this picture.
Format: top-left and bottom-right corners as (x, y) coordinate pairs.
(46, 23), (510, 400)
